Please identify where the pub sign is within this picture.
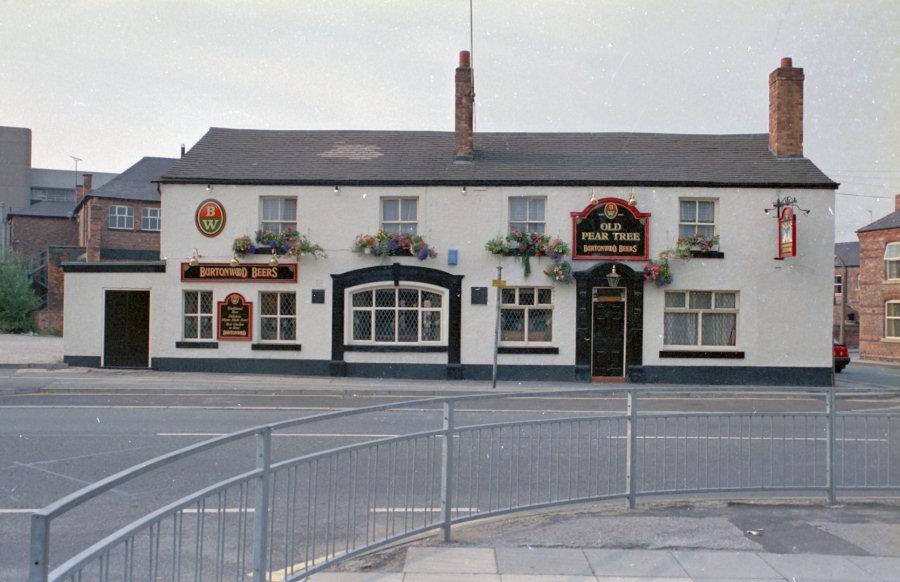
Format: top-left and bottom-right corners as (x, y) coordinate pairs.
(571, 198), (650, 260)
(217, 293), (252, 341)
(778, 207), (797, 258)
(195, 199), (227, 237)
(181, 262), (298, 282)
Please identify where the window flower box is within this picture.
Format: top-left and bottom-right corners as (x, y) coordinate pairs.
(232, 229), (326, 259)
(353, 230), (437, 260)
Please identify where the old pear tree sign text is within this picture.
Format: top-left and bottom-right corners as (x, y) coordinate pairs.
(196, 199), (227, 237)
(571, 197), (651, 260)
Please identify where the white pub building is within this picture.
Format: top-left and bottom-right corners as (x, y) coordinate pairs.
(62, 53), (838, 385)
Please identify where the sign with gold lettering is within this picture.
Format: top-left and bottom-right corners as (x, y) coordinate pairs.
(181, 262), (297, 282)
(778, 207), (796, 258)
(217, 293), (252, 340)
(571, 198), (650, 260)
(195, 199), (227, 237)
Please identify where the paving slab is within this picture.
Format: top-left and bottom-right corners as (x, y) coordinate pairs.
(846, 555), (900, 580)
(404, 575), (501, 582)
(404, 547), (498, 574)
(812, 521), (900, 557)
(310, 574), (404, 582)
(670, 550), (782, 579)
(758, 553), (872, 580)
(495, 548), (593, 575)
(591, 577), (691, 582)
(500, 576), (597, 582)
(583, 549), (689, 578)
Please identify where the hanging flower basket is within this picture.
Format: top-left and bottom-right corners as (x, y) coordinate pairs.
(485, 231), (570, 277)
(544, 260), (573, 283)
(643, 255), (673, 287)
(353, 230), (437, 260)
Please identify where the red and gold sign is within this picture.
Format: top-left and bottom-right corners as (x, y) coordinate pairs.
(217, 293), (252, 341)
(571, 197), (651, 260)
(195, 199), (227, 237)
(181, 262), (297, 282)
(778, 207), (796, 258)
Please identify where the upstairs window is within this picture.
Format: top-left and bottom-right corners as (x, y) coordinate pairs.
(260, 197), (297, 234)
(500, 287), (553, 343)
(664, 291), (737, 347)
(350, 286), (443, 344)
(108, 205), (134, 230)
(141, 207), (160, 231)
(679, 199), (716, 240)
(834, 274), (843, 295)
(381, 198), (417, 234)
(886, 243), (900, 281)
(509, 196), (545, 234)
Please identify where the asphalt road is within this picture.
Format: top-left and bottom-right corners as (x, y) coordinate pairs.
(2, 378), (899, 580)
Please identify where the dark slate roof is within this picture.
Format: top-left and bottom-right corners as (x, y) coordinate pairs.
(31, 168), (117, 190)
(161, 128), (838, 189)
(858, 209), (900, 234)
(834, 241), (860, 267)
(7, 201), (76, 219)
(90, 157), (178, 202)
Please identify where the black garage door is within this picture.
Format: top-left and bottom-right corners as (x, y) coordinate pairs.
(104, 291), (150, 368)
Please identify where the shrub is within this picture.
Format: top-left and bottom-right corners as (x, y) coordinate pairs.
(0, 251), (40, 333)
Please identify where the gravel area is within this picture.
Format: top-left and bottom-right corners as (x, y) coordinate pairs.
(0, 333), (63, 364)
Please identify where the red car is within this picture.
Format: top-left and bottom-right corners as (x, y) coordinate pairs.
(833, 340), (850, 373)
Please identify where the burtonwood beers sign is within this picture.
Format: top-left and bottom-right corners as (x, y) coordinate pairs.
(181, 262), (298, 282)
(571, 198), (651, 260)
(217, 293), (252, 341)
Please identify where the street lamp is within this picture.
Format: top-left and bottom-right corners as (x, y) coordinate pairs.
(606, 265), (622, 288)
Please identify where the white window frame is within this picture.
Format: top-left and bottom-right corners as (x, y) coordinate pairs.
(182, 290), (213, 340)
(345, 283), (448, 345)
(499, 287), (554, 345)
(259, 196), (297, 234)
(108, 205), (134, 230)
(380, 197), (418, 234)
(663, 290), (739, 349)
(834, 274), (843, 295)
(885, 243), (900, 281)
(259, 291), (298, 342)
(141, 207), (160, 231)
(886, 301), (900, 340)
(678, 198), (718, 241)
(508, 196), (546, 234)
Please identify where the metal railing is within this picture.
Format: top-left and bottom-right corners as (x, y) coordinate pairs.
(29, 387), (899, 582)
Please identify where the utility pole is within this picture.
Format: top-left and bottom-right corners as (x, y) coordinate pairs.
(491, 265), (503, 389)
(835, 254), (847, 344)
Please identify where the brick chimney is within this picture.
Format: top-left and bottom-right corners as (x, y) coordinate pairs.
(895, 194), (900, 211)
(86, 204), (102, 262)
(454, 50), (474, 162)
(76, 173), (93, 204)
(768, 57), (804, 157)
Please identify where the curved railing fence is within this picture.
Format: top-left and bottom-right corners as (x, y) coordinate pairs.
(29, 388), (899, 582)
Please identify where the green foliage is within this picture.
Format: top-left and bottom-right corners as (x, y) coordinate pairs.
(0, 251), (40, 333)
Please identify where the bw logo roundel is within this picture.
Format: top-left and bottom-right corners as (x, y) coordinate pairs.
(603, 202), (619, 220)
(195, 199), (226, 237)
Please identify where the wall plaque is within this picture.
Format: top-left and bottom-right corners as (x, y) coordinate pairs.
(195, 199), (227, 237)
(181, 262), (297, 282)
(571, 198), (650, 260)
(778, 207), (796, 258)
(217, 293), (252, 341)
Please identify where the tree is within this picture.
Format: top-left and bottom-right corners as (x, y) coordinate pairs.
(0, 251), (40, 333)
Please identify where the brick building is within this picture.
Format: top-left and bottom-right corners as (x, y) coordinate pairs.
(857, 195), (900, 363)
(833, 241), (860, 347)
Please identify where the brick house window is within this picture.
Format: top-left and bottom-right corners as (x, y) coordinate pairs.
(509, 197), (545, 234)
(349, 286), (444, 344)
(108, 205), (134, 230)
(887, 301), (900, 339)
(679, 199), (717, 240)
(260, 197), (297, 234)
(664, 291), (737, 347)
(141, 207), (160, 231)
(885, 243), (900, 281)
(260, 292), (296, 341)
(500, 287), (553, 343)
(834, 274), (843, 295)
(381, 198), (417, 234)
(183, 291), (213, 339)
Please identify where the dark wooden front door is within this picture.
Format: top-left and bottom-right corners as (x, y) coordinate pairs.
(591, 288), (626, 378)
(104, 291), (150, 368)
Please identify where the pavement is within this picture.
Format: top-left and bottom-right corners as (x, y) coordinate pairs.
(0, 333), (63, 366)
(310, 502), (900, 582)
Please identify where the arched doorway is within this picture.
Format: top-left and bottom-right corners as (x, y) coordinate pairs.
(574, 263), (644, 381)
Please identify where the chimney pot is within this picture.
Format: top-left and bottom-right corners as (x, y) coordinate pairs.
(459, 50), (471, 68)
(780, 57), (793, 68)
(180, 144), (186, 158)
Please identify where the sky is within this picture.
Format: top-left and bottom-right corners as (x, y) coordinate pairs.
(2, 0), (897, 241)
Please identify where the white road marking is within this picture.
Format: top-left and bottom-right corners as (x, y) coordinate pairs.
(0, 508), (38, 514)
(181, 507), (254, 514)
(157, 432), (399, 438)
(370, 507), (477, 513)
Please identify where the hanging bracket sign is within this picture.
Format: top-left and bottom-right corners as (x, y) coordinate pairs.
(778, 207), (797, 259)
(217, 293), (252, 341)
(571, 197), (651, 260)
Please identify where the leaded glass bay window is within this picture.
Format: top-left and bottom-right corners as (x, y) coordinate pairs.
(350, 287), (443, 344)
(500, 287), (553, 343)
(664, 290), (737, 347)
